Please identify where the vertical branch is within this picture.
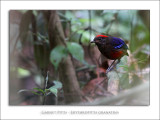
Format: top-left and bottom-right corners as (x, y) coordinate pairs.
(69, 20), (72, 38)
(89, 10), (91, 41)
(88, 10), (96, 64)
(130, 11), (133, 52)
(138, 10), (150, 30)
(31, 12), (37, 42)
(43, 71), (49, 105)
(106, 12), (117, 34)
(48, 11), (83, 104)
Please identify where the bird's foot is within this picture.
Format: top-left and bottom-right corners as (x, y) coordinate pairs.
(105, 59), (120, 75)
(106, 68), (111, 75)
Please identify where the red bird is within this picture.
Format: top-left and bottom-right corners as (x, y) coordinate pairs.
(91, 35), (129, 73)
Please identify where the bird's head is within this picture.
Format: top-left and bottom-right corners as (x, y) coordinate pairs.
(91, 35), (109, 45)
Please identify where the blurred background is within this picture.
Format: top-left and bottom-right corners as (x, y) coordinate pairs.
(9, 10), (150, 105)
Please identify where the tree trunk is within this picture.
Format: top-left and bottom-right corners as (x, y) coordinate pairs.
(48, 11), (82, 104)
(138, 10), (150, 30)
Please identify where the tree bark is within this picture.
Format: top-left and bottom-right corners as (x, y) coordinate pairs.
(48, 11), (82, 104)
(138, 10), (150, 30)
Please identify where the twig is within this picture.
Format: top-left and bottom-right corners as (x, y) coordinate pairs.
(92, 59), (120, 94)
(42, 71), (49, 105)
(76, 65), (96, 72)
(88, 10), (97, 64)
(106, 12), (118, 34)
(93, 77), (108, 93)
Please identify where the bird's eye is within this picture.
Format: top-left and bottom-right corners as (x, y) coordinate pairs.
(98, 37), (102, 40)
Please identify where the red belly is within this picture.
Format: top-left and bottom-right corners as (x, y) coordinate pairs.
(110, 50), (123, 59)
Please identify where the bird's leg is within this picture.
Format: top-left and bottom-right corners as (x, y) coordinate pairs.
(96, 59), (120, 90)
(109, 59), (121, 71)
(106, 60), (116, 74)
(106, 59), (120, 74)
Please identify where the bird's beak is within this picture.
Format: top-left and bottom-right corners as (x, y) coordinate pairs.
(90, 41), (95, 43)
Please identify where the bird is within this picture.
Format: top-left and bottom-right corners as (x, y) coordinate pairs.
(91, 35), (129, 74)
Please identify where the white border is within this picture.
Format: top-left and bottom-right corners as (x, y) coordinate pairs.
(1, 1), (159, 119)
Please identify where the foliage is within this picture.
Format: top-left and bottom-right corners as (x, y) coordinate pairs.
(18, 80), (62, 97)
(17, 67), (30, 78)
(50, 42), (88, 70)
(50, 45), (68, 70)
(67, 42), (85, 64)
(49, 81), (62, 97)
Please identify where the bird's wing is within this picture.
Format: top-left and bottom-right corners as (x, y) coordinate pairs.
(111, 37), (128, 49)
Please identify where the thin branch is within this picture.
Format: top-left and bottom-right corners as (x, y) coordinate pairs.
(43, 71), (49, 105)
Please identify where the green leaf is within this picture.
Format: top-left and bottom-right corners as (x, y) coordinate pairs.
(67, 42), (87, 65)
(49, 87), (58, 97)
(50, 45), (68, 70)
(47, 81), (62, 97)
(53, 81), (62, 89)
(33, 88), (45, 94)
(17, 67), (30, 78)
(45, 89), (49, 92)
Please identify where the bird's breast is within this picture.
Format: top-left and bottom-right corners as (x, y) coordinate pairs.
(97, 44), (126, 60)
(109, 50), (124, 60)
